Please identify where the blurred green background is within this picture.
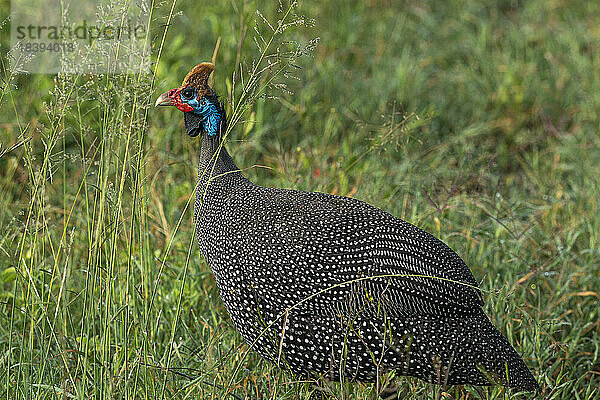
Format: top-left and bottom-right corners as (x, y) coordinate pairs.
(0, 0), (598, 398)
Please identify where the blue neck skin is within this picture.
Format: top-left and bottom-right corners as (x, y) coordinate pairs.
(187, 97), (222, 136)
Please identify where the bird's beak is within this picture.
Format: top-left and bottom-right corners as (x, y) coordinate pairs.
(155, 91), (173, 107)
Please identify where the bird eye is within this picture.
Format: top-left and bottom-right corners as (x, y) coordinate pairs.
(181, 87), (196, 100)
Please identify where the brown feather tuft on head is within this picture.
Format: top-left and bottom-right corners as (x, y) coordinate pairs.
(181, 62), (215, 96)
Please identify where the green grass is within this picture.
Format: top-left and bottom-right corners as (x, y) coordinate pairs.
(1, 0), (599, 399)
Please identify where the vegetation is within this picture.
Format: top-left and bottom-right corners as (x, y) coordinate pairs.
(1, 0), (598, 398)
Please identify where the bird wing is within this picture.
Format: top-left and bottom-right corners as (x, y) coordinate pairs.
(228, 187), (483, 319)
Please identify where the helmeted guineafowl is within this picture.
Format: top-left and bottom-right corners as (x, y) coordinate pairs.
(155, 62), (539, 395)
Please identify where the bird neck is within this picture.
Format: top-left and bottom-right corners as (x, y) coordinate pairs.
(199, 133), (237, 173)
(197, 124), (242, 194)
(194, 98), (222, 136)
(183, 99), (243, 192)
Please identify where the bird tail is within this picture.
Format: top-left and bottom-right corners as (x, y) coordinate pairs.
(404, 310), (539, 392)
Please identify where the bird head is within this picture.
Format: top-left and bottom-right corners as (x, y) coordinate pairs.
(155, 62), (224, 137)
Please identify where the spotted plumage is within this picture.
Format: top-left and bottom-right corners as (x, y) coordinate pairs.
(156, 63), (539, 394)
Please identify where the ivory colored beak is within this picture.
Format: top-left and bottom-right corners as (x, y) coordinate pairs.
(155, 91), (172, 107)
